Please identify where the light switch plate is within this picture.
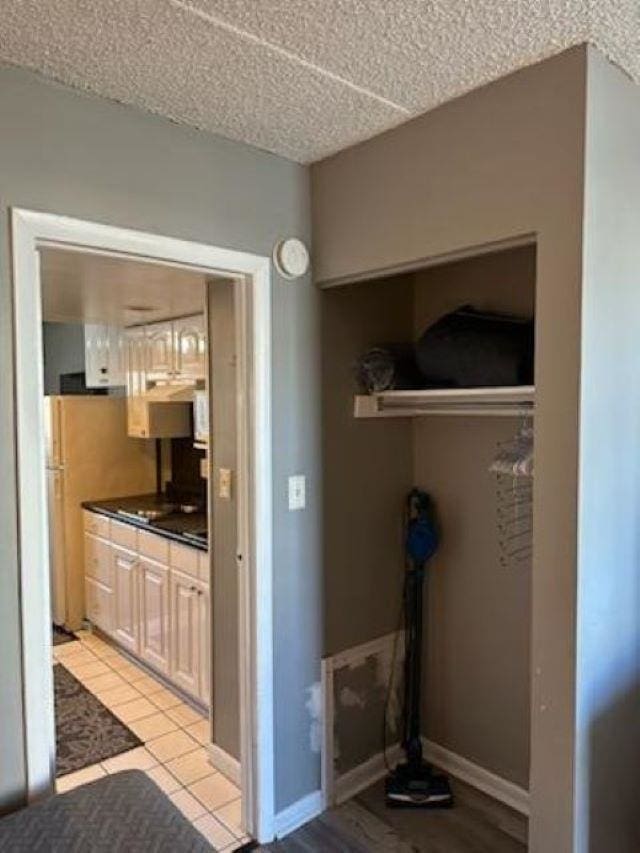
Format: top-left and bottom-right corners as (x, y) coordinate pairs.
(219, 468), (232, 500)
(288, 475), (306, 511)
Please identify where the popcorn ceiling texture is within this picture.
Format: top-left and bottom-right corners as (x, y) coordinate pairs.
(0, 1), (635, 162)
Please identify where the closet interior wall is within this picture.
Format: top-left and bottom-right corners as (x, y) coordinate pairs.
(322, 245), (536, 790)
(413, 245), (535, 789)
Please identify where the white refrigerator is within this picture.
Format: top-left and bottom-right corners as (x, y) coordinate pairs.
(44, 396), (156, 631)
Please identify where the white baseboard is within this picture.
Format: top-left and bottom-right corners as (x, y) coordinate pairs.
(206, 742), (241, 786)
(333, 740), (529, 816)
(274, 789), (324, 838)
(422, 738), (529, 816)
(334, 743), (403, 805)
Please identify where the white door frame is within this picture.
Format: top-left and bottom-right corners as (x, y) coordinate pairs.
(11, 208), (275, 842)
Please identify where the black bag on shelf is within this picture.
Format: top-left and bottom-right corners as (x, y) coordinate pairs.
(415, 306), (534, 388)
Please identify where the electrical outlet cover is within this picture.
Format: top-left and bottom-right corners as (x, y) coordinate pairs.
(288, 474), (306, 511)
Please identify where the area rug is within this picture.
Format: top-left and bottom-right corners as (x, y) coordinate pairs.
(54, 663), (142, 777)
(52, 625), (77, 646)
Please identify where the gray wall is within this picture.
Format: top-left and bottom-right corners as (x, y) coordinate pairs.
(42, 322), (85, 394)
(208, 279), (240, 759)
(0, 65), (320, 815)
(313, 48), (587, 851)
(574, 48), (640, 853)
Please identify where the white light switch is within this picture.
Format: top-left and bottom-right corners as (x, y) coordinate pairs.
(219, 468), (232, 500)
(288, 475), (306, 511)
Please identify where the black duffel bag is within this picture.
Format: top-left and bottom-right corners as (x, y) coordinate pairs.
(415, 306), (534, 388)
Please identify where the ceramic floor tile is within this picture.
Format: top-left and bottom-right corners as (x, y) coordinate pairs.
(79, 637), (110, 653)
(184, 719), (210, 745)
(84, 672), (127, 694)
(129, 673), (165, 694)
(110, 659), (146, 681)
(189, 773), (240, 812)
(129, 712), (178, 741)
(147, 686), (184, 710)
(144, 764), (182, 795)
(55, 762), (106, 793)
(165, 748), (215, 786)
(169, 789), (207, 821)
(67, 660), (112, 681)
(165, 702), (206, 728)
(193, 813), (235, 849)
(92, 644), (124, 660)
(146, 730), (199, 763)
(98, 683), (143, 707)
(111, 696), (159, 723)
(102, 746), (158, 774)
(55, 646), (97, 665)
(215, 798), (243, 838)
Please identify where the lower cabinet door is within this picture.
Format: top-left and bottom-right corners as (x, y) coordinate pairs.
(139, 557), (170, 675)
(170, 569), (201, 698)
(85, 577), (114, 635)
(113, 547), (139, 654)
(198, 585), (211, 706)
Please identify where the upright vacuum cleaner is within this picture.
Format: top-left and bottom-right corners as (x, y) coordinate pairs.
(385, 489), (453, 808)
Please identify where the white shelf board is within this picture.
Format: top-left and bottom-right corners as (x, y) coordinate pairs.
(354, 386), (535, 418)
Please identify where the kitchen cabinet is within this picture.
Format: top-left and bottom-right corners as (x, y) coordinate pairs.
(198, 584), (211, 702)
(84, 520), (114, 635)
(170, 570), (202, 698)
(169, 569), (210, 702)
(145, 321), (175, 381)
(124, 326), (147, 397)
(82, 510), (210, 706)
(143, 315), (206, 382)
(112, 546), (139, 654)
(85, 324), (125, 388)
(85, 577), (114, 635)
(139, 557), (170, 675)
(174, 315), (206, 380)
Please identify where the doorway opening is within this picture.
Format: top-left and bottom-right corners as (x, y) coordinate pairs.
(12, 210), (275, 843)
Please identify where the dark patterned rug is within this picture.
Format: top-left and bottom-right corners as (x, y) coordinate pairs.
(52, 625), (77, 646)
(54, 664), (142, 777)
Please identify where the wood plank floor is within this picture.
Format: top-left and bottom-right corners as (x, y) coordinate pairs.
(259, 777), (527, 852)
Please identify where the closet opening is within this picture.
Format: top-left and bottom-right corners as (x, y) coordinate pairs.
(321, 241), (536, 850)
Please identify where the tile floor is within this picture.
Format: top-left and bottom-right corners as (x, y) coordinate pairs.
(53, 630), (249, 852)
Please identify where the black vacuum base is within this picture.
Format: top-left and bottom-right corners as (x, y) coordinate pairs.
(385, 762), (453, 809)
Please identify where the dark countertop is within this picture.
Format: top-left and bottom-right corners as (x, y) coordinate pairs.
(82, 494), (208, 551)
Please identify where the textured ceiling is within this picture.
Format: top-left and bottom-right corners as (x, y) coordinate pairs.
(0, 1), (637, 162)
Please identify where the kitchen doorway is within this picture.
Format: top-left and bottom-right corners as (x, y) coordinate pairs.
(11, 209), (275, 842)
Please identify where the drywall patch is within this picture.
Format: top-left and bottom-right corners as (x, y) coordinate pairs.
(331, 633), (404, 776)
(305, 681), (322, 754)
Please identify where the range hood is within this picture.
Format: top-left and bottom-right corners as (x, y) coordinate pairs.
(142, 383), (195, 403)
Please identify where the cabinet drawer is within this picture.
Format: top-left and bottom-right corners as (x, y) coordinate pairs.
(83, 510), (110, 538)
(85, 577), (114, 635)
(169, 541), (199, 579)
(198, 550), (210, 584)
(110, 519), (138, 551)
(85, 534), (112, 587)
(138, 529), (170, 564)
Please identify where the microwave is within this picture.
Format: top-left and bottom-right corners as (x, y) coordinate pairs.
(193, 390), (209, 445)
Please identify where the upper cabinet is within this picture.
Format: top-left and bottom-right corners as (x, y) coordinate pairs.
(144, 315), (206, 383)
(123, 315), (205, 439)
(146, 321), (175, 381)
(124, 326), (147, 398)
(85, 324), (126, 388)
(174, 315), (206, 380)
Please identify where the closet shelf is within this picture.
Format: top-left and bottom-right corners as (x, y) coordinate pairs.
(353, 386), (535, 419)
